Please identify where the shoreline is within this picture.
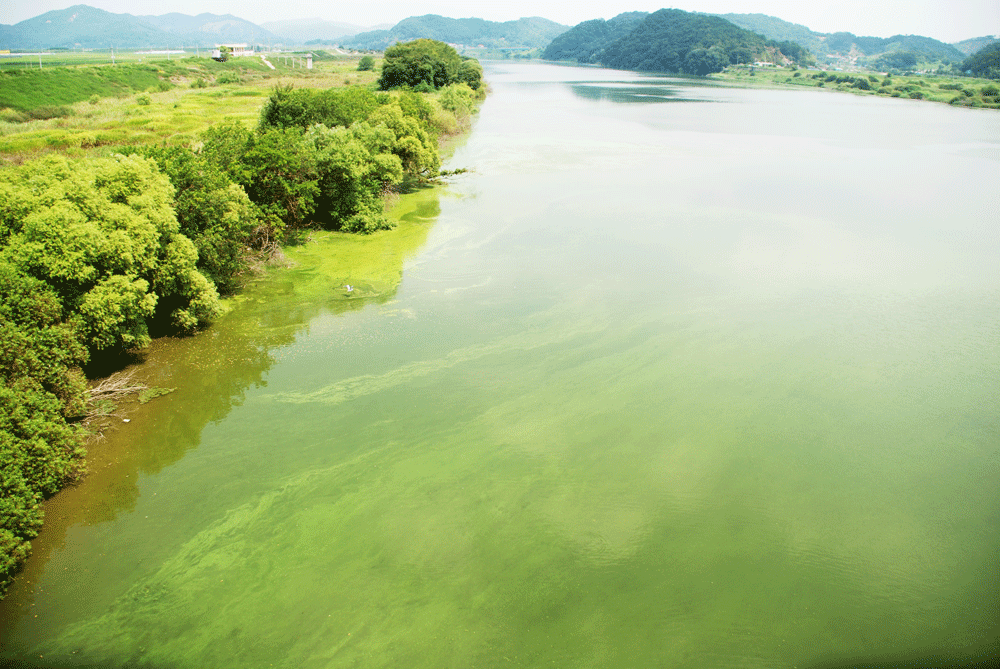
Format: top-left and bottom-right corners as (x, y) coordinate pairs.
(709, 65), (1000, 109)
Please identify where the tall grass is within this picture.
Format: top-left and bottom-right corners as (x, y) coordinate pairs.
(0, 53), (386, 162)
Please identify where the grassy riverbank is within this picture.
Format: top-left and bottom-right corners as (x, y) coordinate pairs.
(711, 66), (1000, 109)
(0, 48), (483, 598)
(0, 53), (382, 162)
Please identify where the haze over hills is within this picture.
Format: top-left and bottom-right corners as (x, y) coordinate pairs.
(340, 14), (569, 50)
(0, 5), (174, 49)
(259, 18), (376, 43)
(952, 35), (1000, 56)
(0, 2), (992, 64)
(137, 12), (280, 44)
(0, 4), (373, 49)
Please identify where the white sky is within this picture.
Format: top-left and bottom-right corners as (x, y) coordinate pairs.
(3, 1), (998, 44)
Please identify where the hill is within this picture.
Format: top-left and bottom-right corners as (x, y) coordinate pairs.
(551, 9), (806, 75)
(341, 15), (569, 50)
(715, 13), (966, 71)
(962, 41), (1000, 78)
(714, 13), (824, 54)
(542, 12), (649, 63)
(952, 35), (999, 56)
(0, 5), (284, 49)
(0, 5), (174, 49)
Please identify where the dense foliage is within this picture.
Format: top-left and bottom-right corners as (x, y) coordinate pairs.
(342, 15), (568, 51)
(962, 42), (1000, 79)
(0, 154), (225, 594)
(542, 12), (649, 64)
(591, 9), (804, 75)
(378, 39), (483, 92)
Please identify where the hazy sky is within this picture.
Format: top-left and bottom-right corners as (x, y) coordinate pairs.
(3, 1), (998, 43)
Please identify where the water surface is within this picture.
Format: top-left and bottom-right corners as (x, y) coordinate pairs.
(2, 62), (998, 668)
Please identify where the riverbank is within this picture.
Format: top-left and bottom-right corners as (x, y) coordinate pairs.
(710, 65), (1000, 109)
(0, 47), (484, 598)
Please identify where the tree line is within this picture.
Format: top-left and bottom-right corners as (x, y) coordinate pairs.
(0, 41), (484, 596)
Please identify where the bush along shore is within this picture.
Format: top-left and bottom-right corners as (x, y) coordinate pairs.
(0, 42), (485, 597)
(712, 65), (1000, 109)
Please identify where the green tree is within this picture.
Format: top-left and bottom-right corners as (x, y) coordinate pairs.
(129, 146), (261, 294)
(357, 55), (375, 71)
(378, 39), (468, 90)
(238, 127), (320, 233)
(307, 123), (403, 233)
(0, 262), (89, 595)
(0, 154), (220, 351)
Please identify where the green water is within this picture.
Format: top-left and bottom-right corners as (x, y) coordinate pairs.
(2, 63), (999, 668)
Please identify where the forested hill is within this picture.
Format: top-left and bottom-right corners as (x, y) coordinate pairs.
(953, 36), (999, 56)
(714, 13), (823, 54)
(962, 41), (1000, 78)
(341, 15), (568, 50)
(542, 12), (649, 63)
(716, 13), (967, 69)
(548, 9), (808, 75)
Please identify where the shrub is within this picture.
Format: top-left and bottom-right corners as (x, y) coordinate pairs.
(357, 55), (375, 71)
(217, 72), (241, 85)
(88, 94), (100, 105)
(136, 93), (151, 106)
(0, 108), (27, 123)
(191, 78), (208, 89)
(26, 105), (73, 120)
(982, 85), (999, 97)
(909, 91), (924, 99)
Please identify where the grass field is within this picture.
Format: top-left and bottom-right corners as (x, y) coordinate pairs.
(712, 65), (1000, 109)
(0, 52), (381, 162)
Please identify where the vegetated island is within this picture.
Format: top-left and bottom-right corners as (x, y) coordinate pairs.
(0, 39), (485, 598)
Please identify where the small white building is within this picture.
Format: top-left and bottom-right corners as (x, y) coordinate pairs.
(212, 43), (253, 59)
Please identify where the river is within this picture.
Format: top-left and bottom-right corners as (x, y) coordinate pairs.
(2, 61), (998, 668)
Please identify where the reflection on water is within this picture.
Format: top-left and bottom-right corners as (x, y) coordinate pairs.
(570, 79), (713, 104)
(2, 62), (998, 668)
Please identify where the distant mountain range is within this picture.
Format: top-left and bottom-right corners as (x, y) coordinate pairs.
(0, 4), (371, 49)
(339, 15), (569, 51)
(714, 13), (979, 68)
(0, 3), (994, 66)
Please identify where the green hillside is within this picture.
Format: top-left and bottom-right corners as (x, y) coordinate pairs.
(596, 9), (806, 75)
(714, 13), (824, 54)
(952, 36), (999, 56)
(962, 42), (1000, 78)
(542, 12), (649, 63)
